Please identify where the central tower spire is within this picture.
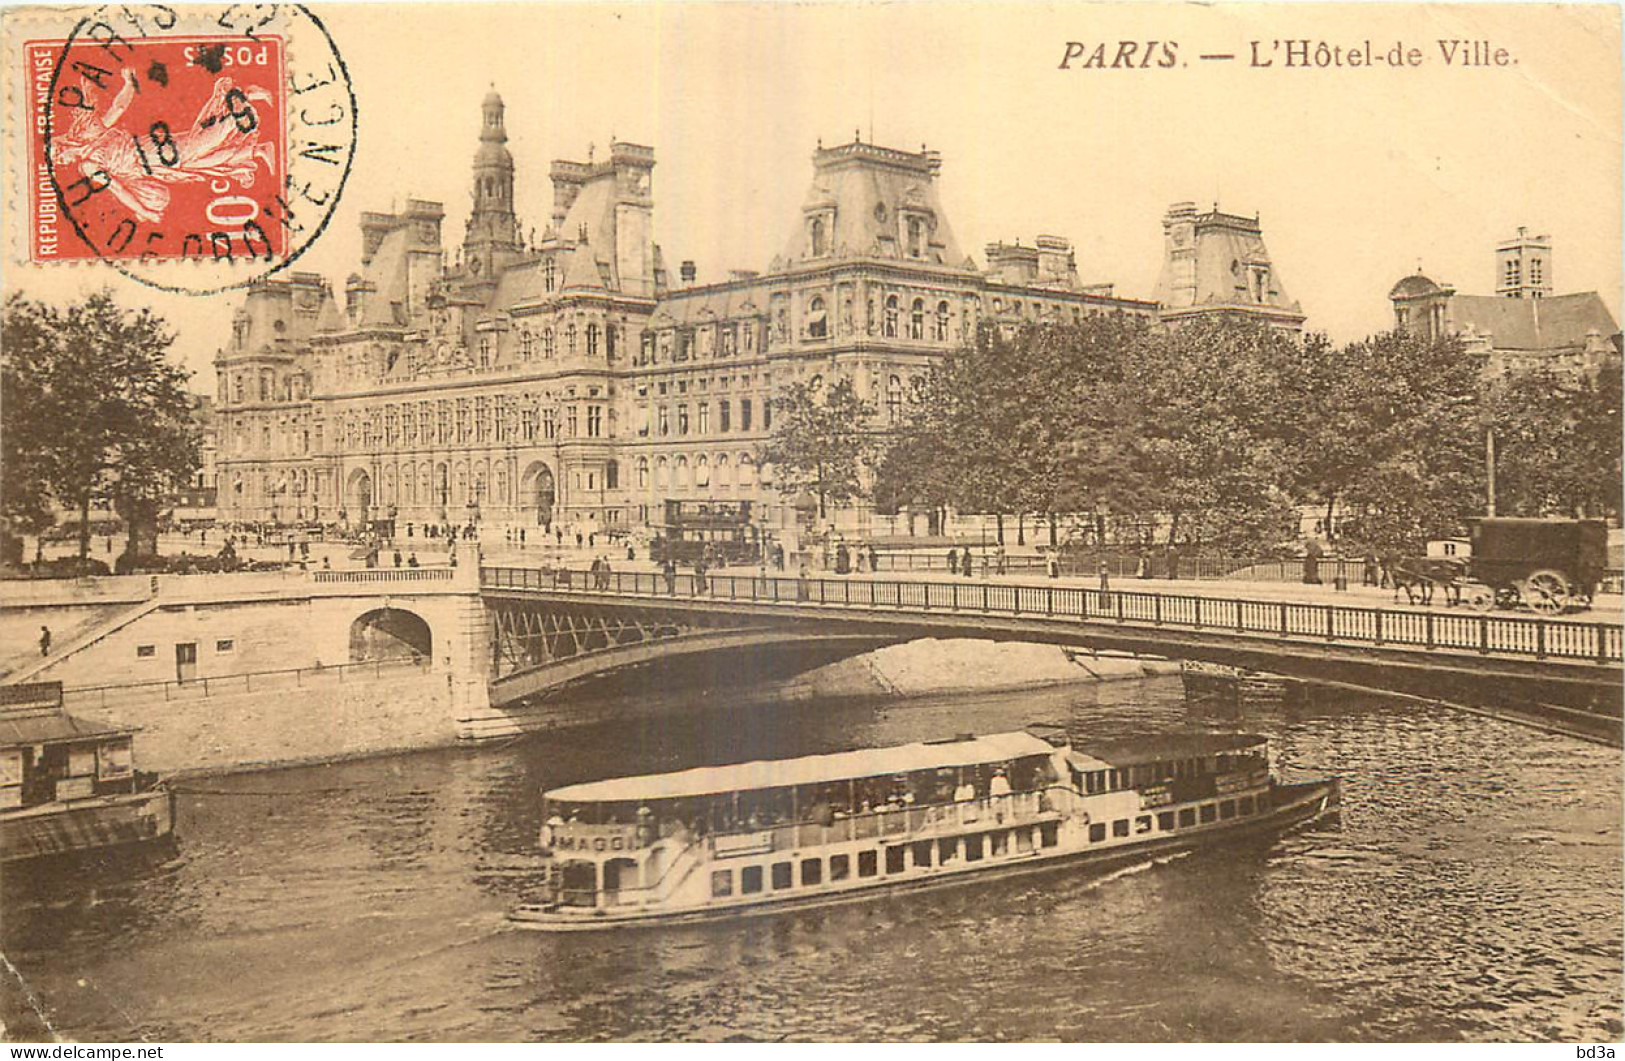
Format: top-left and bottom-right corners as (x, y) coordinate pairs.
(463, 87), (522, 282)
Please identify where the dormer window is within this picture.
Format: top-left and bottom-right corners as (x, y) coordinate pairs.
(806, 210), (834, 259)
(906, 216), (925, 258)
(544, 258), (557, 293)
(807, 296), (828, 339)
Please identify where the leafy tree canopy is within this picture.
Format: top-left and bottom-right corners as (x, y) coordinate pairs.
(1, 290), (199, 562)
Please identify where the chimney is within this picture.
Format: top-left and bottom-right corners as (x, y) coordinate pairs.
(680, 260), (697, 286)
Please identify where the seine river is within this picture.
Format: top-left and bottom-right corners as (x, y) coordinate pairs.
(4, 674), (1620, 1041)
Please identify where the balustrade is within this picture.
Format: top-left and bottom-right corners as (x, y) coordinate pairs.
(480, 566), (1623, 665)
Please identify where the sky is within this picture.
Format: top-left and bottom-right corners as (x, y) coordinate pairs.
(4, 1), (1621, 391)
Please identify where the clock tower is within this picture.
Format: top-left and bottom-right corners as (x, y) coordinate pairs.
(463, 88), (522, 284)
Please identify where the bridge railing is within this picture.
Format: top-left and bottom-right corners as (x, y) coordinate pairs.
(479, 567), (1623, 665)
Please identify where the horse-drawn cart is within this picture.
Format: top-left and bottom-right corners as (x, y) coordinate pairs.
(1386, 518), (1609, 614)
(1461, 517), (1609, 614)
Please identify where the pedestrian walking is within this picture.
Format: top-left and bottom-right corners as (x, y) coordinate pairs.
(393, 549), (403, 568)
(947, 547), (958, 575)
(868, 544), (879, 573)
(663, 558), (678, 595)
(39, 626), (51, 657)
(407, 552), (420, 568)
(961, 550), (973, 578)
(1047, 552), (1060, 579)
(1098, 560), (1111, 595)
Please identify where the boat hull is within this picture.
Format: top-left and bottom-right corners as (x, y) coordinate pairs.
(510, 779), (1338, 932)
(0, 789), (176, 865)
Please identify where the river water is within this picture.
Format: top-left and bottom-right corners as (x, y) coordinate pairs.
(3, 675), (1620, 1042)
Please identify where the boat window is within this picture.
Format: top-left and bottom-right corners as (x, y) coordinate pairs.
(964, 835), (984, 862)
(1016, 828), (1034, 853)
(1039, 822), (1060, 848)
(711, 870), (733, 898)
(1219, 800), (1236, 820)
(1157, 811), (1176, 831)
(1112, 819), (1130, 838)
(741, 865), (763, 894)
(858, 850), (878, 877)
(885, 846), (906, 874)
(1238, 796), (1255, 816)
(912, 841), (933, 868)
(938, 837), (958, 864)
(800, 858), (822, 886)
(1088, 822), (1107, 843)
(1200, 804), (1217, 824)
(771, 861), (793, 889)
(830, 853), (851, 881)
(990, 831), (1008, 857)
(1178, 807), (1197, 828)
(1135, 816), (1152, 834)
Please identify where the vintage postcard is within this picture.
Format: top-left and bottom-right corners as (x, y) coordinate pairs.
(0, 0), (1619, 1046)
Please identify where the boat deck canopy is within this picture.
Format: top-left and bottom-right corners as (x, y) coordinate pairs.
(0, 708), (137, 749)
(546, 731), (1059, 804)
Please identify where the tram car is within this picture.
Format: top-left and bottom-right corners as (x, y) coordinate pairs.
(1461, 517), (1610, 614)
(649, 500), (762, 567)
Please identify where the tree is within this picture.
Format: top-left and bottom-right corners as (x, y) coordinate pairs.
(1485, 364), (1622, 520)
(1128, 316), (1313, 551)
(0, 297), (59, 562)
(1325, 331), (1484, 554)
(761, 377), (876, 520)
(0, 291), (199, 563)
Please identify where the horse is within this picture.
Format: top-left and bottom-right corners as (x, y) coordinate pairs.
(1382, 555), (1468, 606)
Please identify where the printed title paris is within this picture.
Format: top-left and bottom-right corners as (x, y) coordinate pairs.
(1058, 39), (1514, 69)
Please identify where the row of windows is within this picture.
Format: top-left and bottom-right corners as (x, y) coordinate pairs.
(633, 452), (759, 491)
(1084, 796), (1258, 843)
(709, 823), (1063, 899)
(509, 321), (617, 364)
(635, 321), (761, 367)
(226, 370), (307, 405)
(323, 398), (610, 453)
(642, 398), (765, 438)
(806, 212), (932, 260)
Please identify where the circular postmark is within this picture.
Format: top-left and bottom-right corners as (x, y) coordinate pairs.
(31, 3), (356, 295)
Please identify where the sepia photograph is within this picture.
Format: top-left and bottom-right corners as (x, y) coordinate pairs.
(0, 0), (1620, 1044)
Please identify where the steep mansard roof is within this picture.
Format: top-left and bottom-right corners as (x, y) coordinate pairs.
(777, 141), (971, 270)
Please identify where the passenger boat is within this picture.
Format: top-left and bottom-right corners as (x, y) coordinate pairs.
(510, 726), (1338, 931)
(0, 682), (175, 864)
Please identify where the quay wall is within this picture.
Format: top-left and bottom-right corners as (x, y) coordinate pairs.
(62, 664), (465, 776)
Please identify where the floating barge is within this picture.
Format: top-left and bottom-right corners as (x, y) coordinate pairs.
(0, 683), (174, 864)
(511, 725), (1337, 931)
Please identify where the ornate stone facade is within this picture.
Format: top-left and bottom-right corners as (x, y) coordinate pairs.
(213, 95), (1165, 533)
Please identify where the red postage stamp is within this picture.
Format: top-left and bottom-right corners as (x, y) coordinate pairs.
(27, 35), (288, 264)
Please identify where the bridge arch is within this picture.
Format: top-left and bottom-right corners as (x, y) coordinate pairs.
(349, 607), (433, 663)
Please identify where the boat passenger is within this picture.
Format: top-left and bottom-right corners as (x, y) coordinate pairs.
(989, 769), (1012, 798)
